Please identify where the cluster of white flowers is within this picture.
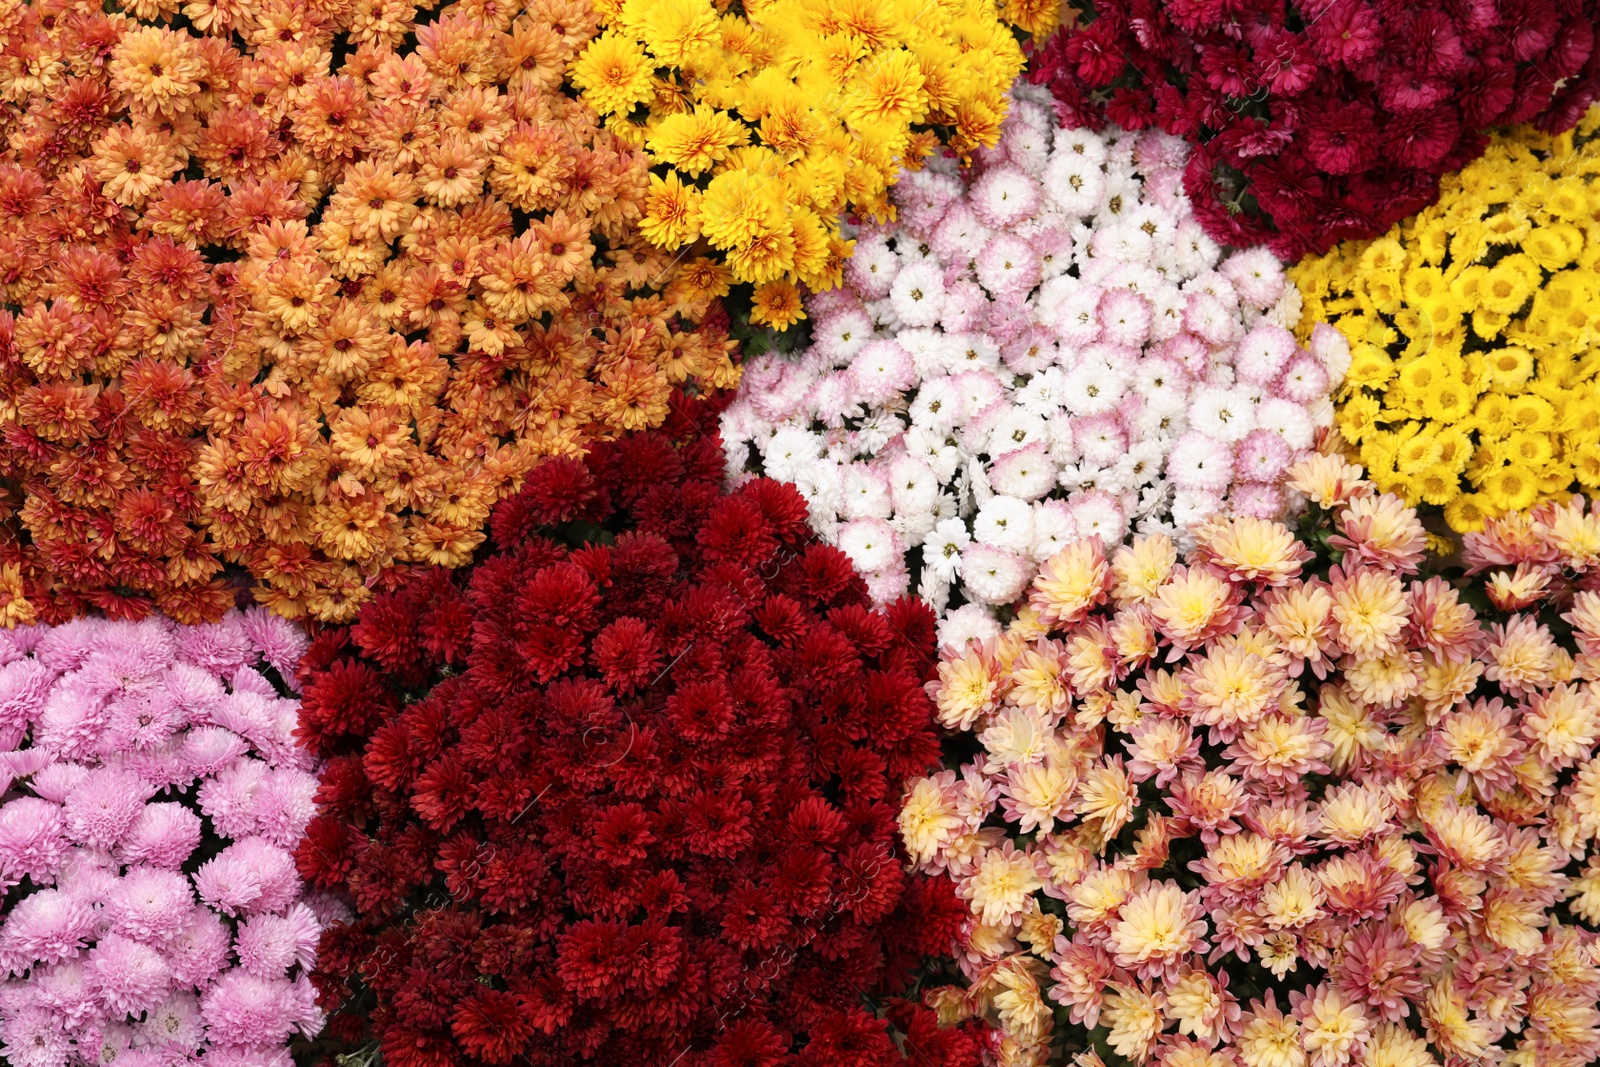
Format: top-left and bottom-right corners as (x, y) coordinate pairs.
(721, 87), (1350, 647)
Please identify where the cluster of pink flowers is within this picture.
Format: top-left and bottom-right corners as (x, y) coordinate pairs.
(722, 86), (1348, 638)
(899, 453), (1600, 1066)
(0, 610), (333, 1067)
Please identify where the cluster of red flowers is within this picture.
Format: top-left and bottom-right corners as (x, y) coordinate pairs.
(0, 0), (738, 627)
(293, 395), (984, 1066)
(1030, 0), (1600, 258)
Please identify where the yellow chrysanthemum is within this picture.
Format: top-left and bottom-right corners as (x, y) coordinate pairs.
(645, 105), (749, 176)
(568, 32), (654, 116)
(638, 170), (703, 249)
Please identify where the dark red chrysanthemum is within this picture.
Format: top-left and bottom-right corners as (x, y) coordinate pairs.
(1033, 0), (1600, 253)
(299, 408), (975, 1066)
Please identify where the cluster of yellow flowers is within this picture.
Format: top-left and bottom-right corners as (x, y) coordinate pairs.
(570, 0), (1028, 328)
(1293, 106), (1600, 533)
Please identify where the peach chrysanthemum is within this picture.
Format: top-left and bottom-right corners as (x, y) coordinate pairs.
(1111, 534), (1178, 607)
(1182, 646), (1287, 738)
(1166, 967), (1240, 1046)
(1286, 453), (1371, 509)
(1419, 976), (1493, 1060)
(934, 644), (1002, 730)
(1259, 866), (1326, 930)
(1107, 881), (1208, 979)
(1524, 683), (1600, 768)
(1237, 993), (1306, 1067)
(986, 956), (1055, 1049)
(1006, 641), (1071, 717)
(1066, 866), (1135, 930)
(1000, 751), (1080, 835)
(1546, 496), (1600, 570)
(1485, 614), (1558, 696)
(1225, 714), (1332, 782)
(1483, 561), (1554, 612)
(1125, 718), (1200, 787)
(959, 842), (1044, 927)
(1103, 982), (1167, 1063)
(1295, 984), (1371, 1067)
(1327, 566), (1407, 660)
(1260, 581), (1337, 676)
(1435, 698), (1523, 794)
(1193, 516), (1313, 586)
(1421, 803), (1506, 871)
(1151, 565), (1239, 651)
(1029, 537), (1111, 628)
(1342, 649), (1423, 708)
(1329, 493), (1427, 573)
(1073, 757), (1137, 842)
(899, 773), (968, 870)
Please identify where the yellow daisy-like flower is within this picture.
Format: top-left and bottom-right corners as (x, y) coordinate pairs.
(638, 170), (703, 249)
(747, 279), (805, 329)
(645, 105), (749, 176)
(618, 0), (718, 64)
(568, 32), (654, 116)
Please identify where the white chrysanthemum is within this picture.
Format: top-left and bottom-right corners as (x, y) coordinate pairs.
(837, 518), (898, 573)
(1061, 361), (1127, 417)
(923, 517), (971, 582)
(1045, 151), (1106, 216)
(759, 427), (824, 482)
(960, 544), (1033, 605)
(889, 259), (946, 328)
(854, 412), (904, 454)
(813, 305), (875, 366)
(846, 232), (900, 298)
(986, 408), (1049, 457)
(1054, 124), (1108, 163)
(990, 445), (1055, 501)
(1257, 397), (1316, 450)
(1030, 501), (1076, 562)
(946, 331), (1003, 372)
(1013, 367), (1068, 415)
(973, 496), (1035, 553)
(1189, 386), (1258, 443)
(840, 463), (893, 521)
(1091, 220), (1153, 264)
(721, 94), (1322, 628)
(1070, 493), (1128, 543)
(888, 454), (941, 516)
(937, 602), (1002, 654)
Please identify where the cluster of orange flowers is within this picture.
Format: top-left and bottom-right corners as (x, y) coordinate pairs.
(0, 0), (738, 625)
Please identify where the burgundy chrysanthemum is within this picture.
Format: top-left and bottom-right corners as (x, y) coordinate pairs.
(297, 399), (976, 1065)
(1032, 0), (1600, 254)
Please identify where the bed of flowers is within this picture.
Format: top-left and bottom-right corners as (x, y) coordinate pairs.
(900, 451), (1600, 1066)
(1293, 105), (1600, 535)
(721, 86), (1348, 642)
(3, 0), (1599, 1062)
(1030, 0), (1600, 259)
(0, 608), (332, 1067)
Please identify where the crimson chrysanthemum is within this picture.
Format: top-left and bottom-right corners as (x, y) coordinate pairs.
(297, 401), (984, 1065)
(1030, 0), (1600, 257)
